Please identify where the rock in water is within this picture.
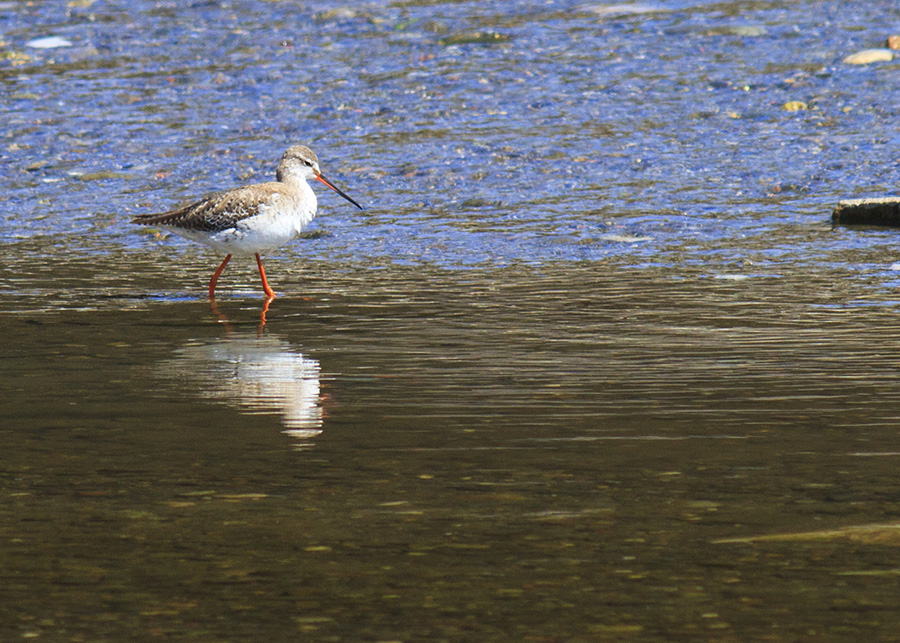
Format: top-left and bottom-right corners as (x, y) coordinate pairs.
(832, 198), (900, 226)
(843, 49), (893, 64)
(26, 36), (73, 49)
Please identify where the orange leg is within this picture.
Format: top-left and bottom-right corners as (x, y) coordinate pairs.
(256, 253), (276, 299)
(209, 254), (232, 299)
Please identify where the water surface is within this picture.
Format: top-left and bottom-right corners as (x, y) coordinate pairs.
(4, 0), (900, 640)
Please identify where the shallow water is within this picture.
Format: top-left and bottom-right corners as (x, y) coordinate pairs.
(5, 0), (900, 640)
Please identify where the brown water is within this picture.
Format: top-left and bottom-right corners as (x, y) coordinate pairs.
(5, 243), (900, 641)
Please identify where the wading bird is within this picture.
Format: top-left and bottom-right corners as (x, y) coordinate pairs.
(133, 145), (362, 300)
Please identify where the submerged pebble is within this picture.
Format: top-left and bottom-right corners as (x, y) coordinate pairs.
(0, 50), (31, 65)
(439, 32), (512, 46)
(782, 101), (808, 111)
(314, 8), (357, 22)
(705, 26), (767, 37)
(843, 48), (893, 64)
(584, 3), (663, 17)
(26, 36), (73, 49)
(77, 171), (133, 182)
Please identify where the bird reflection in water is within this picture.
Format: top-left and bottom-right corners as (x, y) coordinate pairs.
(163, 332), (324, 448)
(209, 296), (271, 333)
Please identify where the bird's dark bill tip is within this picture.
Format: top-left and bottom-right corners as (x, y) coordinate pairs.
(316, 174), (363, 210)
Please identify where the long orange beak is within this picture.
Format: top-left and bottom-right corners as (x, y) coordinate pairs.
(316, 172), (362, 210)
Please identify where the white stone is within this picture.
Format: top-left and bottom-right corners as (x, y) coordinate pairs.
(843, 49), (893, 65)
(26, 36), (73, 49)
(583, 3), (663, 17)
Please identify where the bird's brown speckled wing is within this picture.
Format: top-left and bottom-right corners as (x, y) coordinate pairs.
(132, 183), (290, 232)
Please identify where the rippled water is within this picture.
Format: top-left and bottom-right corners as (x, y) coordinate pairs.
(5, 0), (900, 640)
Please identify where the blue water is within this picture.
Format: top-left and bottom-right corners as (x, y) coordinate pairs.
(3, 0), (899, 270)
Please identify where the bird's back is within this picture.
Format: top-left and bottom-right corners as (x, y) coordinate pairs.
(132, 182), (308, 232)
